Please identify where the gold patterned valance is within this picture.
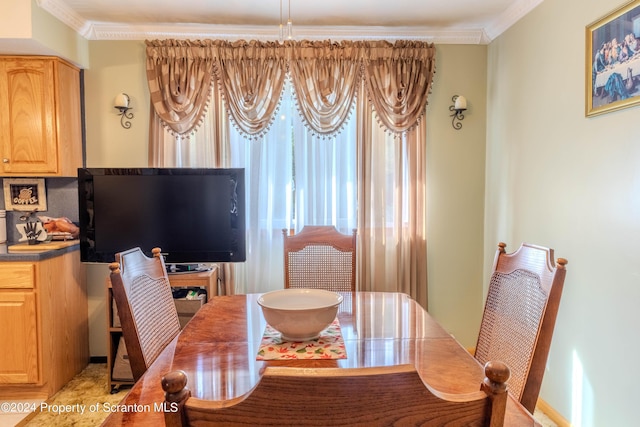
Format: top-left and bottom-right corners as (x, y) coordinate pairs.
(145, 39), (436, 138)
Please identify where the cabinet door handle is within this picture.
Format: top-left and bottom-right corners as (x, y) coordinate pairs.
(2, 158), (8, 163)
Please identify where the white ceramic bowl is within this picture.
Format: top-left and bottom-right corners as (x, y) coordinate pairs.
(257, 289), (343, 341)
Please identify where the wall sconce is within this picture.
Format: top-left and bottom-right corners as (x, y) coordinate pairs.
(449, 95), (467, 130)
(114, 93), (134, 129)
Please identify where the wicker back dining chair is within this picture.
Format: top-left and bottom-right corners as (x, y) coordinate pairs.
(474, 242), (568, 413)
(282, 226), (357, 292)
(109, 247), (181, 381)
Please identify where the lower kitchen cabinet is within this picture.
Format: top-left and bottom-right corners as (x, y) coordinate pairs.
(0, 249), (89, 399)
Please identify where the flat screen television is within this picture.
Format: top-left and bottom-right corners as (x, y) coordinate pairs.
(78, 167), (246, 266)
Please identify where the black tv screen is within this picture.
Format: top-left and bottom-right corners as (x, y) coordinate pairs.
(78, 168), (246, 264)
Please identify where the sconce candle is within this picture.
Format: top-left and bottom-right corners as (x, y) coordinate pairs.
(449, 95), (468, 130)
(454, 95), (467, 111)
(114, 93), (134, 129)
(114, 93), (129, 109)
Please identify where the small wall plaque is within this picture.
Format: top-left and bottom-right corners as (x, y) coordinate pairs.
(3, 178), (47, 211)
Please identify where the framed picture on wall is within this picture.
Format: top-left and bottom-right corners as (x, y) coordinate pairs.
(3, 178), (47, 211)
(586, 0), (640, 116)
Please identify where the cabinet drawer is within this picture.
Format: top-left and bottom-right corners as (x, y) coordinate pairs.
(0, 263), (36, 289)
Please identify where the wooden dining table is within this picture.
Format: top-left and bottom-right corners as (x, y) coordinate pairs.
(101, 292), (540, 426)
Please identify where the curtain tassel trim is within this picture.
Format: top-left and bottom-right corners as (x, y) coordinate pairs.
(146, 39), (436, 140)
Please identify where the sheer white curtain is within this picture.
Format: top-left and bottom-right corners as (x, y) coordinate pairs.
(291, 118), (357, 233)
(229, 81), (357, 293)
(226, 97), (292, 293)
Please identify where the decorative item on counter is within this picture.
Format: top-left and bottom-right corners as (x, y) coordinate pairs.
(38, 215), (80, 240)
(16, 209), (47, 245)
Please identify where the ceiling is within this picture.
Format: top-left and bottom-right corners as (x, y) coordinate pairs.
(37, 0), (544, 44)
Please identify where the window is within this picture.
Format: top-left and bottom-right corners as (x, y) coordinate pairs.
(229, 81), (357, 293)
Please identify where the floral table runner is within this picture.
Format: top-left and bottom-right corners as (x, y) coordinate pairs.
(256, 319), (347, 360)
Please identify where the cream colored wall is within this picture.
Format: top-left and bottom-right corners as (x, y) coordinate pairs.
(426, 44), (487, 347)
(84, 40), (150, 167)
(487, 0), (638, 424)
(31, 0), (89, 67)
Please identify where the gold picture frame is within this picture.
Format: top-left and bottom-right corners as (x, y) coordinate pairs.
(3, 178), (47, 211)
(586, 0), (640, 116)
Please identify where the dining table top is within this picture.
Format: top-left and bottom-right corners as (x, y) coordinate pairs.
(101, 291), (540, 426)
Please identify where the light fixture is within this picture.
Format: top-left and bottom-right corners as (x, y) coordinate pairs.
(449, 95), (467, 130)
(279, 0), (284, 42)
(114, 93), (134, 129)
(279, 0), (293, 43)
(286, 0), (293, 40)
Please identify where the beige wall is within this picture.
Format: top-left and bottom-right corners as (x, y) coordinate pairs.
(427, 44), (487, 346)
(31, 1), (89, 67)
(487, 0), (638, 424)
(84, 40), (150, 167)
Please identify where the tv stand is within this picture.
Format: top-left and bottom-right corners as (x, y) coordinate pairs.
(167, 263), (212, 274)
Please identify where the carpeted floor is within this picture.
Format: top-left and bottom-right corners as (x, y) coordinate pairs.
(16, 363), (558, 427)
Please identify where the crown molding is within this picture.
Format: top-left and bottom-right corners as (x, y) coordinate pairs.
(37, 0), (538, 45)
(484, 0), (544, 40)
(85, 23), (489, 45)
(36, 0), (93, 37)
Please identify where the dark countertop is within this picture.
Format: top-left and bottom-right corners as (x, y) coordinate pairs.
(0, 242), (80, 262)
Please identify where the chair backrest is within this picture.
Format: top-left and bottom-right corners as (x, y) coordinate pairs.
(109, 247), (181, 381)
(282, 225), (356, 292)
(162, 361), (511, 427)
(474, 242), (568, 413)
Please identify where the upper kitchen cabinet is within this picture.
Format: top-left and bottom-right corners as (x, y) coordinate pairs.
(0, 56), (83, 177)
